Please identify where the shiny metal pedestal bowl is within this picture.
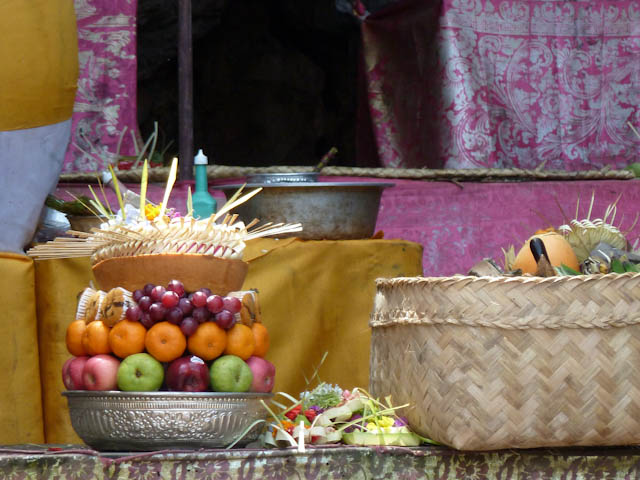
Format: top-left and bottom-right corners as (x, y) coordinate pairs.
(63, 391), (272, 451)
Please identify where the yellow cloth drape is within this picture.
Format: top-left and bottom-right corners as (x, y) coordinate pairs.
(241, 238), (423, 397)
(23, 238), (422, 444)
(0, 253), (44, 444)
(34, 257), (94, 444)
(0, 0), (78, 130)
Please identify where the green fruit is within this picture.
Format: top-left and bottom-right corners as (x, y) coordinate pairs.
(117, 353), (164, 391)
(209, 355), (253, 392)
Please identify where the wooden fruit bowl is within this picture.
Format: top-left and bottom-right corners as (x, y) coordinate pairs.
(92, 254), (248, 294)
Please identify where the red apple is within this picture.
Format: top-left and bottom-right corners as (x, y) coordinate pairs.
(166, 355), (210, 392)
(62, 356), (90, 390)
(83, 354), (121, 391)
(246, 356), (276, 393)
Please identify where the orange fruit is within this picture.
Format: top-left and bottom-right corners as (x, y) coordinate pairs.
(224, 323), (255, 360)
(66, 319), (88, 356)
(145, 321), (186, 362)
(512, 232), (580, 275)
(187, 322), (227, 361)
(251, 322), (270, 357)
(83, 320), (111, 355)
(108, 320), (147, 359)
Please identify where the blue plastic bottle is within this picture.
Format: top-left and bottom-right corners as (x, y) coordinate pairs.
(192, 149), (217, 219)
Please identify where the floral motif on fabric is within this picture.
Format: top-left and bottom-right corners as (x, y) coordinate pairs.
(362, 0), (640, 170)
(191, 459), (232, 480)
(1, 447), (640, 479)
(126, 460), (163, 480)
(63, 0), (138, 173)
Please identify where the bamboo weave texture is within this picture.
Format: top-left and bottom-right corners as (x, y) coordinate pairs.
(370, 274), (640, 450)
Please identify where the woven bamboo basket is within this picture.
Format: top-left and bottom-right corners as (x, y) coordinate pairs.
(369, 273), (640, 450)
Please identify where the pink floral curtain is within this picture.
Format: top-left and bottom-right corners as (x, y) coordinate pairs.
(62, 0), (138, 173)
(359, 0), (640, 170)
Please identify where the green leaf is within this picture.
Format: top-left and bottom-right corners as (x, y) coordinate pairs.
(626, 162), (640, 177)
(555, 264), (582, 276)
(623, 262), (640, 273)
(293, 415), (310, 426)
(611, 258), (626, 274)
(45, 194), (96, 216)
(45, 195), (65, 211)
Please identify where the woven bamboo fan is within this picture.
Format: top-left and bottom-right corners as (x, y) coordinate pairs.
(370, 273), (640, 450)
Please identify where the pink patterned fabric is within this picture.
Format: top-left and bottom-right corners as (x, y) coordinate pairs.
(361, 0), (640, 170)
(55, 177), (640, 276)
(62, 0), (138, 173)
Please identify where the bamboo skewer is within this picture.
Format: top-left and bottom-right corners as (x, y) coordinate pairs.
(139, 160), (149, 221)
(27, 215), (303, 261)
(158, 158), (178, 219)
(213, 188), (262, 222)
(108, 165), (126, 220)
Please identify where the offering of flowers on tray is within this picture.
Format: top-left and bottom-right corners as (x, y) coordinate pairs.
(224, 353), (435, 450)
(253, 381), (432, 450)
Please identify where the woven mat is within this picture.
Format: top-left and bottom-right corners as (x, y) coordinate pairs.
(58, 165), (635, 184)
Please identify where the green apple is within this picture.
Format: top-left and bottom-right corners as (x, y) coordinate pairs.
(210, 355), (253, 392)
(117, 353), (164, 391)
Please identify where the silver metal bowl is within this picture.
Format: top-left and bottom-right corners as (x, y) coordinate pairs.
(63, 391), (272, 451)
(218, 182), (394, 240)
(246, 172), (319, 184)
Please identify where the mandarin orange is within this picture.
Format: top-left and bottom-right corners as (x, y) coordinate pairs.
(83, 320), (111, 355)
(66, 319), (88, 356)
(145, 321), (186, 362)
(251, 322), (270, 358)
(187, 322), (227, 361)
(108, 320), (147, 358)
(224, 323), (255, 360)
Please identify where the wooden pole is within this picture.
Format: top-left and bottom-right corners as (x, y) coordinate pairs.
(178, 0), (194, 180)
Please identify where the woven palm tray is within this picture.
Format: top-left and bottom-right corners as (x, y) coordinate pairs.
(369, 273), (640, 450)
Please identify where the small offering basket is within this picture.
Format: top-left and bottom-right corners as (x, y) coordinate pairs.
(63, 391), (272, 451)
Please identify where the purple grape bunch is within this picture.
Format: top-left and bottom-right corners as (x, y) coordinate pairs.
(130, 279), (243, 335)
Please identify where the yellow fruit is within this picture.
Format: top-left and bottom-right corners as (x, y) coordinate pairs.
(512, 232), (580, 274)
